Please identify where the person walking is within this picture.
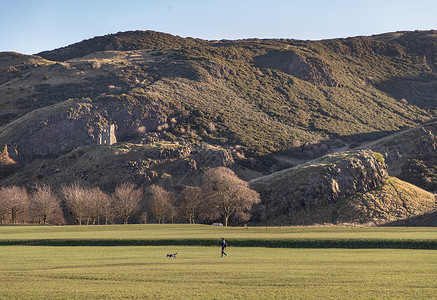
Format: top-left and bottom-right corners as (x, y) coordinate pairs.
(220, 237), (227, 257)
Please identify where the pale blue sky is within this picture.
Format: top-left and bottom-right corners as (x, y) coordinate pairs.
(1, 0), (436, 54)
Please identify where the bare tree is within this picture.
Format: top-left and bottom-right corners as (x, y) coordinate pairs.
(201, 167), (260, 226)
(88, 187), (112, 225)
(0, 186), (29, 224)
(148, 185), (174, 224)
(169, 203), (178, 224)
(60, 182), (88, 225)
(179, 186), (202, 224)
(112, 183), (143, 224)
(30, 184), (64, 225)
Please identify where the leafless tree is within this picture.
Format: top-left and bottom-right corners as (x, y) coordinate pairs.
(169, 203), (178, 224)
(179, 186), (202, 224)
(60, 182), (88, 225)
(0, 186), (29, 224)
(112, 183), (143, 224)
(88, 187), (112, 225)
(30, 184), (65, 225)
(201, 167), (260, 226)
(148, 185), (174, 224)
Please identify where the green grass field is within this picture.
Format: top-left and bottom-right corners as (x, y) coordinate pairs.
(1, 224), (436, 248)
(0, 225), (436, 299)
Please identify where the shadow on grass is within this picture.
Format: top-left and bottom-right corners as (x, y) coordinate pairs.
(1, 238), (436, 249)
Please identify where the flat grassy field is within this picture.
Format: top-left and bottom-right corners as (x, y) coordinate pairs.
(0, 225), (436, 299)
(1, 224), (436, 248)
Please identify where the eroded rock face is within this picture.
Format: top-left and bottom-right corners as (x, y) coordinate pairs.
(249, 150), (388, 221)
(4, 97), (168, 163)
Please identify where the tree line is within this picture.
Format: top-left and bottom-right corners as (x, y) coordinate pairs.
(0, 167), (260, 226)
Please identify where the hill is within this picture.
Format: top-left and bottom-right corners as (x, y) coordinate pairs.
(0, 30), (436, 225)
(37, 30), (208, 61)
(359, 120), (437, 192)
(1, 31), (436, 161)
(260, 176), (436, 226)
(250, 150), (388, 221)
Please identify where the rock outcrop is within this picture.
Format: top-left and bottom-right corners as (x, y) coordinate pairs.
(0, 96), (169, 163)
(250, 150), (388, 221)
(261, 177), (436, 226)
(1, 140), (234, 191)
(0, 144), (19, 178)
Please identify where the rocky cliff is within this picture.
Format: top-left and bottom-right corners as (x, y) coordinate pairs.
(250, 150), (388, 221)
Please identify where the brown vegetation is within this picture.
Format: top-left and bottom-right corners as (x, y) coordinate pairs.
(0, 184), (64, 225)
(60, 182), (88, 225)
(112, 183), (143, 224)
(178, 186), (202, 224)
(30, 184), (64, 225)
(148, 184), (174, 224)
(201, 167), (261, 226)
(0, 167), (263, 225)
(88, 187), (113, 225)
(0, 185), (28, 224)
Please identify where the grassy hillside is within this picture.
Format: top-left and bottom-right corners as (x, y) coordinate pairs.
(262, 177), (436, 226)
(37, 30), (208, 61)
(398, 152), (437, 192)
(0, 30), (436, 225)
(1, 30), (435, 160)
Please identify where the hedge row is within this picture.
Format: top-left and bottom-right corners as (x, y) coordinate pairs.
(1, 238), (436, 249)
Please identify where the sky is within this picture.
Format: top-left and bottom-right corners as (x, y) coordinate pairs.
(1, 0), (436, 55)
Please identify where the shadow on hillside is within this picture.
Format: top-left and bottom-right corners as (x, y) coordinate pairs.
(241, 129), (403, 176)
(373, 74), (437, 110)
(383, 210), (437, 227)
(275, 129), (402, 159)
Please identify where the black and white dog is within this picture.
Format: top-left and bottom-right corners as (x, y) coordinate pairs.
(167, 253), (177, 259)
